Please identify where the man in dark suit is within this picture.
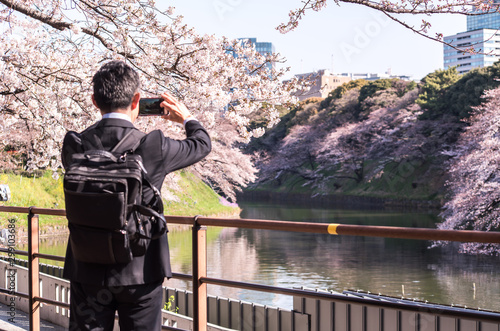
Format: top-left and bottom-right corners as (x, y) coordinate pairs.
(61, 60), (211, 330)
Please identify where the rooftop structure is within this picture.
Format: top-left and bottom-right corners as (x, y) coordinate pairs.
(339, 71), (413, 81)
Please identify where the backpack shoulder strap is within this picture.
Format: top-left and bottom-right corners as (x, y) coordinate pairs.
(111, 129), (146, 154)
(113, 129), (163, 214)
(81, 133), (105, 151)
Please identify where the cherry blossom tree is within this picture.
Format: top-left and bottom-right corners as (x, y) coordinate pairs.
(0, 0), (299, 199)
(314, 90), (424, 184)
(438, 86), (500, 255)
(192, 120), (258, 202)
(254, 83), (464, 198)
(278, 0), (493, 53)
(257, 123), (323, 189)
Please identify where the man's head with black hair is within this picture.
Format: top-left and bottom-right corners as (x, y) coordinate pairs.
(92, 60), (140, 113)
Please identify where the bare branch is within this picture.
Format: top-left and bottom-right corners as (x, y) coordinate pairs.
(277, 0), (500, 54)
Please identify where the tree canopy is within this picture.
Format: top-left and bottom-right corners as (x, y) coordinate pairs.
(0, 0), (300, 200)
(416, 67), (461, 118)
(417, 63), (500, 119)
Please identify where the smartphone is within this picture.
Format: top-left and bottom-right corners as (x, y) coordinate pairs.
(139, 98), (164, 116)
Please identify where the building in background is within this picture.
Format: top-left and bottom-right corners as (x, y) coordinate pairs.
(444, 8), (500, 74)
(467, 9), (500, 31)
(238, 38), (276, 73)
(292, 69), (412, 101)
(293, 70), (351, 101)
(339, 70), (412, 81)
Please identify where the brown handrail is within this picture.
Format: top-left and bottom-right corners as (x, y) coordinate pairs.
(193, 216), (500, 244)
(1, 205), (500, 330)
(0, 205), (66, 216)
(1, 205), (500, 243)
(0, 287), (29, 299)
(0, 247), (28, 256)
(34, 252), (65, 262)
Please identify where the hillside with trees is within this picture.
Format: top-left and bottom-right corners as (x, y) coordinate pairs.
(246, 64), (500, 209)
(244, 62), (500, 254)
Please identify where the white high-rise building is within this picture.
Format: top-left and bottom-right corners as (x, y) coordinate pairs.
(444, 9), (500, 74)
(444, 29), (500, 74)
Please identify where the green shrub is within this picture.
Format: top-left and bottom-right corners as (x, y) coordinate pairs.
(417, 63), (500, 119)
(358, 78), (396, 103)
(439, 63), (500, 118)
(327, 79), (368, 101)
(416, 67), (461, 118)
(300, 97), (323, 105)
(288, 103), (320, 127)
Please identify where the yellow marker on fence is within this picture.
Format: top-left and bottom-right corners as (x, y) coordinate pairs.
(327, 223), (339, 235)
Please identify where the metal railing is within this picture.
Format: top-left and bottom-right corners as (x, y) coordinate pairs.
(1, 205), (500, 331)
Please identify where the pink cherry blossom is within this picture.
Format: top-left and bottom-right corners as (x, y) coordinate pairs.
(0, 0), (301, 200)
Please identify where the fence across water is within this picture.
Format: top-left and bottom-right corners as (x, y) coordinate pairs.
(0, 205), (499, 331)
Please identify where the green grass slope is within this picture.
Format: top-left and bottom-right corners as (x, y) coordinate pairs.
(0, 170), (238, 233)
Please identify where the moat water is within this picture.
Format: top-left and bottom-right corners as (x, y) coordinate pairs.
(24, 200), (500, 312)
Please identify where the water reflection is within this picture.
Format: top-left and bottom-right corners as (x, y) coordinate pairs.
(234, 202), (500, 311)
(19, 202), (500, 311)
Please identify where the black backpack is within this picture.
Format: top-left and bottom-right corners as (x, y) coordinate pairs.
(63, 129), (167, 264)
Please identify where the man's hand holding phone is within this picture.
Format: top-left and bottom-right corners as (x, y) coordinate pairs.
(139, 93), (192, 125)
(159, 92), (192, 125)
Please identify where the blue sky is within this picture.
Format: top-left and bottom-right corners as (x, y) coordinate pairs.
(167, 0), (466, 81)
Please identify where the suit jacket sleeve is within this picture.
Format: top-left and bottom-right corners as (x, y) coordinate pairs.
(160, 120), (211, 174)
(61, 131), (83, 170)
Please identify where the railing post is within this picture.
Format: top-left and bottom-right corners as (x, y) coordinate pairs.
(28, 209), (40, 331)
(192, 216), (207, 331)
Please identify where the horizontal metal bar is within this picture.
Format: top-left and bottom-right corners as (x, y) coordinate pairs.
(2, 206), (499, 244)
(164, 215), (197, 225)
(201, 277), (500, 322)
(0, 249), (65, 262)
(34, 253), (65, 262)
(196, 217), (328, 233)
(161, 325), (187, 331)
(0, 206), (34, 214)
(195, 216), (500, 243)
(333, 223), (500, 243)
(0, 287), (29, 299)
(35, 296), (70, 309)
(336, 224), (500, 244)
(171, 272), (192, 281)
(0, 205), (66, 216)
(0, 247), (28, 256)
(0, 290), (72, 310)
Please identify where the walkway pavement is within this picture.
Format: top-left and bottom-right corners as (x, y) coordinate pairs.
(0, 302), (66, 331)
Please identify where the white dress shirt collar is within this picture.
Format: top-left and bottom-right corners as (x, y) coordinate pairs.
(102, 112), (132, 123)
